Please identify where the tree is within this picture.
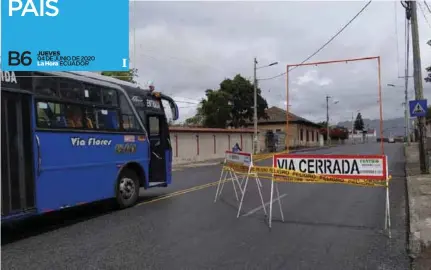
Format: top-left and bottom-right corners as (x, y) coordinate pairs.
(186, 74), (269, 128)
(427, 106), (431, 120)
(200, 89), (233, 128)
(218, 75), (268, 127)
(316, 121), (327, 127)
(354, 113), (364, 131)
(184, 107), (205, 126)
(101, 68), (138, 83)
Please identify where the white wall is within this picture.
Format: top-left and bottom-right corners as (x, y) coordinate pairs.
(170, 127), (254, 165)
(350, 130), (377, 139)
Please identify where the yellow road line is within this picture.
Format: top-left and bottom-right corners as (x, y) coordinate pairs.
(137, 154), (274, 206)
(137, 178), (233, 205)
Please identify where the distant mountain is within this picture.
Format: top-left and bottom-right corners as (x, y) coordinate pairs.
(337, 117), (406, 137)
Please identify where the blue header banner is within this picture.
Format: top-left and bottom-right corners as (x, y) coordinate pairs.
(1, 0), (129, 71)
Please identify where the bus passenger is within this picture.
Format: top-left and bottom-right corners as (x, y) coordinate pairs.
(67, 106), (93, 129)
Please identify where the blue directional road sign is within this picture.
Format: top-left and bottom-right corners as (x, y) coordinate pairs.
(409, 99), (428, 117)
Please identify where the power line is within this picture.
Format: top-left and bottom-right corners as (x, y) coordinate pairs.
(139, 51), (226, 74)
(258, 0), (373, 81)
(174, 100), (200, 105)
(176, 96), (203, 102)
(178, 106), (199, 109)
(138, 44), (227, 74)
(418, 2), (431, 28)
(424, 1), (431, 14)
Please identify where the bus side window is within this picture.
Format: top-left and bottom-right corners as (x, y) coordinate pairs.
(59, 78), (83, 101)
(65, 104), (85, 128)
(95, 109), (120, 130)
(119, 94), (141, 132)
(102, 88), (118, 106)
(36, 101), (67, 128)
(74, 106), (118, 130)
(83, 84), (102, 104)
(148, 116), (160, 137)
(34, 75), (58, 97)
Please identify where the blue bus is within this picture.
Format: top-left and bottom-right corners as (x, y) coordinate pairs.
(1, 71), (179, 222)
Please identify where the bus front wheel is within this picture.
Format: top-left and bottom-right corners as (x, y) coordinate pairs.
(115, 169), (140, 208)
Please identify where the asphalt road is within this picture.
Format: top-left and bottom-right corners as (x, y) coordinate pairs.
(2, 143), (410, 270)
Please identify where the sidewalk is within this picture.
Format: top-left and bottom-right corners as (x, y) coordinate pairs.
(172, 145), (336, 169)
(405, 143), (431, 270)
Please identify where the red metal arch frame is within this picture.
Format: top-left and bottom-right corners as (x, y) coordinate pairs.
(285, 56), (384, 155)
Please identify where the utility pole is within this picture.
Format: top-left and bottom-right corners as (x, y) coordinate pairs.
(404, 19), (411, 145)
(409, 1), (429, 173)
(251, 59), (278, 154)
(326, 95), (330, 146)
(351, 111), (354, 144)
(253, 57), (258, 154)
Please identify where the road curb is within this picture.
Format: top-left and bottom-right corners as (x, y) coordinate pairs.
(404, 143), (431, 269)
(173, 158), (225, 169)
(257, 145), (337, 157)
(173, 145), (339, 169)
(288, 145), (336, 153)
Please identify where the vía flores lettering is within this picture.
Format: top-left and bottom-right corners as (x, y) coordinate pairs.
(70, 137), (112, 146)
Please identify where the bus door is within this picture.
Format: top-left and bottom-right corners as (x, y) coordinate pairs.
(1, 90), (36, 217)
(146, 114), (168, 183)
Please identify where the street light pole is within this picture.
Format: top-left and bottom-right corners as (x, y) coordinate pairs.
(253, 57), (258, 154)
(253, 59), (278, 154)
(351, 111), (354, 143)
(326, 95), (330, 146)
(387, 83), (411, 145)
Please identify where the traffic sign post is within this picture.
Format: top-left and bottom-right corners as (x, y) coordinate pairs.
(409, 99), (428, 117)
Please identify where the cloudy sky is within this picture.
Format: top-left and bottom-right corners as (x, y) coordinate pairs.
(129, 0), (431, 124)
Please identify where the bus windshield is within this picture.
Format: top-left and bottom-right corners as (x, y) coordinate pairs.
(128, 91), (179, 121)
(160, 93), (179, 121)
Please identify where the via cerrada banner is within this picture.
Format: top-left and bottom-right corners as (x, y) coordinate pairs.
(273, 154), (387, 180)
(1, 0), (129, 71)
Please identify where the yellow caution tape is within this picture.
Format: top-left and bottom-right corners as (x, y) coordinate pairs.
(257, 174), (386, 188)
(252, 150), (288, 161)
(223, 162), (389, 187)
